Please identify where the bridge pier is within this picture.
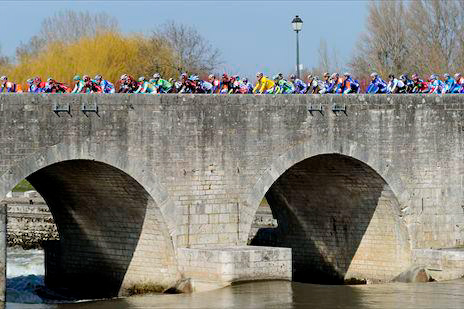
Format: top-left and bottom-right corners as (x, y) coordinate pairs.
(177, 246), (291, 291)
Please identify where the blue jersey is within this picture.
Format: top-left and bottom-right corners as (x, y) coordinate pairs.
(429, 80), (444, 94)
(292, 79), (307, 94)
(366, 77), (387, 94)
(101, 80), (115, 93)
(444, 77), (460, 93)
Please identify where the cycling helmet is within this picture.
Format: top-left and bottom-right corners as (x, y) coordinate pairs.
(388, 74), (395, 79)
(430, 74), (438, 80)
(0, 76), (7, 81)
(138, 76), (146, 82)
(272, 74), (280, 81)
(190, 75), (199, 81)
(47, 77), (53, 82)
(243, 78), (248, 83)
(330, 73), (338, 79)
(289, 74), (296, 80)
(343, 72), (351, 77)
(370, 72), (378, 78)
(153, 73), (161, 79)
(323, 72), (330, 78)
(73, 75), (81, 81)
(83, 75), (90, 82)
(454, 73), (461, 79)
(277, 73), (283, 79)
(168, 78), (175, 84)
(443, 73), (450, 79)
(120, 74), (127, 80)
(256, 72), (263, 78)
(412, 73), (419, 79)
(149, 78), (156, 83)
(26, 79), (34, 85)
(307, 74), (313, 80)
(399, 74), (407, 80)
(208, 74), (215, 79)
(94, 75), (102, 81)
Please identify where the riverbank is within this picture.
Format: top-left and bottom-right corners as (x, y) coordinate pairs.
(2, 191), (58, 249)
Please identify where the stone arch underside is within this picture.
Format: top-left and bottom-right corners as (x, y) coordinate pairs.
(249, 154), (411, 283)
(13, 159), (178, 298)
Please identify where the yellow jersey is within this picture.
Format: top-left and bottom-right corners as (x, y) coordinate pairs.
(253, 76), (275, 93)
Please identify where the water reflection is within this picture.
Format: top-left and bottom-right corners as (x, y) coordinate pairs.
(6, 279), (464, 309)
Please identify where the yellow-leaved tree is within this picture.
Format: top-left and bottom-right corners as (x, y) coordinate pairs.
(7, 32), (177, 87)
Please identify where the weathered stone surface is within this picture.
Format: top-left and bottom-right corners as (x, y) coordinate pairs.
(0, 94), (462, 297)
(2, 193), (58, 249)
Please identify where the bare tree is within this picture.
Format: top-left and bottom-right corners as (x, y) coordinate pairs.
(349, 1), (408, 77)
(16, 10), (119, 59)
(318, 39), (330, 73)
(0, 44), (10, 71)
(350, 0), (464, 78)
(39, 10), (119, 44)
(406, 0), (461, 74)
(154, 21), (222, 74)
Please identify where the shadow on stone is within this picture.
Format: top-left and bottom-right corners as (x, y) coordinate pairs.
(27, 160), (151, 299)
(250, 154), (408, 284)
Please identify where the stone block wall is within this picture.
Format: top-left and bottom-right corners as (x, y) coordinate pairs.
(0, 94), (462, 289)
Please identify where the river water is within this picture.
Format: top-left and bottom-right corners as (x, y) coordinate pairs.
(6, 248), (464, 308)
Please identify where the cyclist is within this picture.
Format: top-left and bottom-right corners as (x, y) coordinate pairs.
(208, 74), (221, 93)
(387, 74), (406, 93)
(0, 76), (20, 93)
(94, 75), (115, 93)
(455, 73), (464, 93)
(400, 74), (414, 93)
(411, 73), (429, 93)
(195, 77), (214, 94)
(253, 72), (275, 94)
(429, 74), (444, 94)
(71, 75), (85, 93)
(289, 74), (307, 94)
(272, 74), (294, 94)
(135, 77), (156, 93)
(443, 73), (460, 93)
(242, 78), (254, 94)
(315, 73), (330, 94)
(341, 72), (360, 94)
(152, 73), (173, 93)
(45, 77), (69, 93)
(366, 72), (387, 94)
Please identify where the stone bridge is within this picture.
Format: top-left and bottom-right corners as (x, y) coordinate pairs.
(0, 94), (463, 299)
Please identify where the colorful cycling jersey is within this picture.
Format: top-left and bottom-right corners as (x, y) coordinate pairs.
(366, 77), (387, 94)
(444, 77), (460, 93)
(342, 77), (360, 94)
(292, 79), (307, 94)
(387, 78), (406, 93)
(197, 80), (213, 93)
(155, 79), (173, 93)
(429, 79), (444, 94)
(0, 81), (17, 93)
(275, 79), (295, 94)
(135, 81), (155, 93)
(100, 80), (115, 93)
(71, 80), (86, 93)
(412, 79), (429, 93)
(253, 76), (275, 94)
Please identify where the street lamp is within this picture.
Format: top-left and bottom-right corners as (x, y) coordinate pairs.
(291, 15), (303, 79)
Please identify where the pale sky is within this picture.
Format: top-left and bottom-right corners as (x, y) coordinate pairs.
(0, 0), (368, 78)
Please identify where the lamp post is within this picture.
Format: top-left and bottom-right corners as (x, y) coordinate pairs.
(291, 15), (303, 79)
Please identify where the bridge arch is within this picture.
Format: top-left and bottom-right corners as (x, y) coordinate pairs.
(243, 140), (412, 283)
(0, 143), (179, 298)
